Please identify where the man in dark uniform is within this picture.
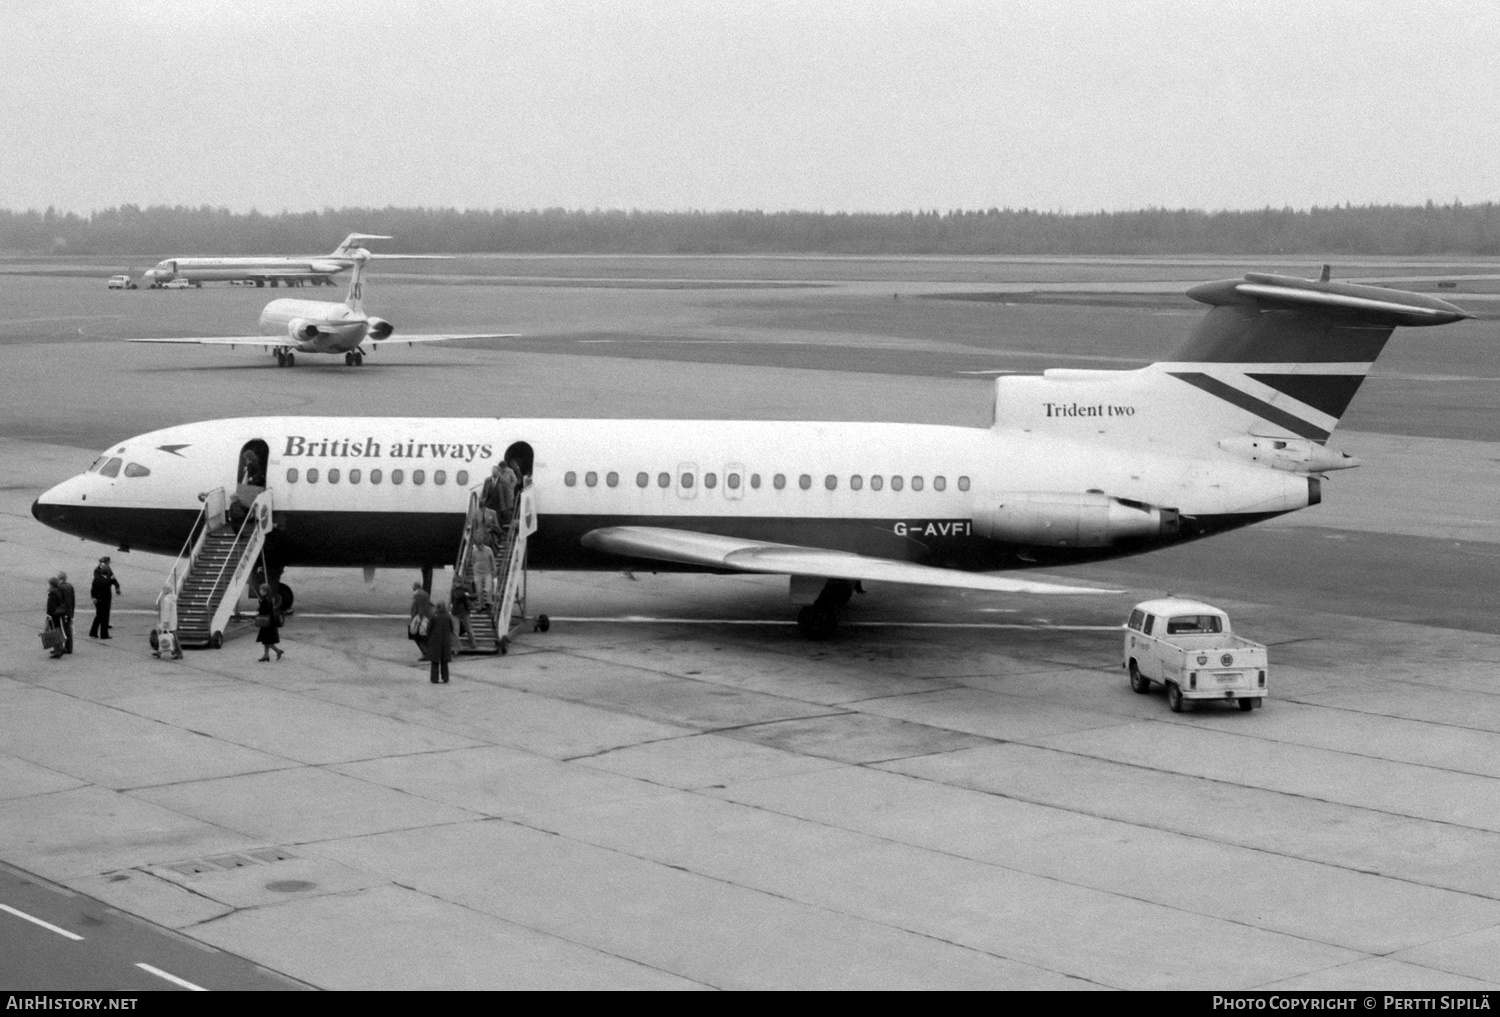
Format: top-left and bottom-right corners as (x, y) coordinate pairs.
(45, 578), (67, 659)
(56, 571), (75, 653)
(89, 556), (121, 639)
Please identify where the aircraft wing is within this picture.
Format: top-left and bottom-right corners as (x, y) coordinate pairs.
(124, 336), (289, 347)
(370, 333), (520, 346)
(580, 526), (1118, 595)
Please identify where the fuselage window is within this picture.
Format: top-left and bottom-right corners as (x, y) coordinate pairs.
(286, 468), (299, 483)
(307, 468), (319, 484)
(958, 476), (970, 491)
(728, 473), (741, 490)
(773, 474), (785, 490)
(413, 470), (425, 486)
(564, 471), (577, 487)
(912, 476), (923, 491)
(100, 458), (122, 478)
(657, 472), (670, 488)
(850, 475), (862, 491)
(798, 474), (811, 490)
(350, 469), (361, 484)
(871, 475), (883, 491)
(750, 473), (761, 489)
(637, 472), (649, 488)
(391, 469), (404, 485)
(934, 476), (946, 492)
(457, 470), (468, 486)
(327, 468), (340, 484)
(681, 472), (694, 489)
(607, 472), (619, 488)
(434, 470), (446, 485)
(891, 475), (903, 492)
(824, 474), (837, 491)
(585, 471), (597, 487)
(124, 463), (150, 478)
(704, 473), (717, 489)
(371, 469), (383, 484)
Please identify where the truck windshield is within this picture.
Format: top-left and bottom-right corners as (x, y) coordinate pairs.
(1167, 615), (1223, 634)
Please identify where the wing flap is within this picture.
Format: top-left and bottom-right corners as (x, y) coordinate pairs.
(581, 526), (1116, 595)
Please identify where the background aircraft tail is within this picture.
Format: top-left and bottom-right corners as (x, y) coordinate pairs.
(993, 270), (1472, 449)
(343, 250), (369, 314)
(331, 233), (393, 257)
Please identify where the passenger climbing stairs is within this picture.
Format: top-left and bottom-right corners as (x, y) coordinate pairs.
(454, 482), (543, 655)
(164, 487), (274, 649)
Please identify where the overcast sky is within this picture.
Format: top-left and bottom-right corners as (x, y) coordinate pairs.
(3, 0), (1496, 215)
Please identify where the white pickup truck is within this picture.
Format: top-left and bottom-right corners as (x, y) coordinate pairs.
(1123, 598), (1267, 712)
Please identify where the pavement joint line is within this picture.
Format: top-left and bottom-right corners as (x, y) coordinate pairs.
(0, 902), (84, 940)
(136, 962), (207, 991)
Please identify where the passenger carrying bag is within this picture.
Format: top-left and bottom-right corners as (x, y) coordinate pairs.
(40, 620), (62, 651)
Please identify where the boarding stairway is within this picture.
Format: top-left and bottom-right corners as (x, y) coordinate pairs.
(453, 481), (542, 655)
(165, 487), (274, 649)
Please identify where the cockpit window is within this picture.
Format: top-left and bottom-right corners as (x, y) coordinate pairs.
(123, 463), (150, 478)
(88, 456), (106, 473)
(99, 458), (122, 478)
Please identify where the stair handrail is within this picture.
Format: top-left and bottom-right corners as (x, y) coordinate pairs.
(166, 487), (228, 597)
(203, 490), (272, 611)
(497, 482), (537, 636)
(205, 490), (275, 642)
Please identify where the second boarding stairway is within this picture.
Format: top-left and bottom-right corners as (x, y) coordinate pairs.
(453, 482), (540, 655)
(167, 487), (275, 649)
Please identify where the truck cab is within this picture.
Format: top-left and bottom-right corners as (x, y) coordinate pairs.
(1123, 598), (1268, 712)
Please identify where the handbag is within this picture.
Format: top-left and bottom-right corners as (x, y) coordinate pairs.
(408, 614), (429, 638)
(255, 615), (271, 628)
(40, 620), (62, 650)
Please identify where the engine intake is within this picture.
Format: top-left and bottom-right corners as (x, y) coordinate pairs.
(974, 492), (1178, 548)
(365, 317), (394, 340)
(287, 318), (321, 342)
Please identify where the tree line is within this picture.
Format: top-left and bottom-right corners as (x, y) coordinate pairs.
(4, 201), (1500, 256)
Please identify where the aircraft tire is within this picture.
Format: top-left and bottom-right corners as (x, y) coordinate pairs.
(211, 631), (223, 649)
(354, 351), (364, 366)
(535, 614), (550, 633)
(1129, 660), (1150, 693)
(1166, 682), (1184, 713)
(344, 353), (353, 366)
(276, 583), (293, 613)
(286, 352), (295, 367)
(797, 605), (837, 640)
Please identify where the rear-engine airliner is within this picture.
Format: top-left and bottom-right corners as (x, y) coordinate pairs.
(35, 271), (1471, 636)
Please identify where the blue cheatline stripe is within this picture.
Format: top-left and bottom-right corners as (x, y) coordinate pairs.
(1168, 372), (1330, 442)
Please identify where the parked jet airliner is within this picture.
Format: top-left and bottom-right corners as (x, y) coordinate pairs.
(125, 249), (516, 366)
(140, 233), (436, 288)
(33, 272), (1471, 635)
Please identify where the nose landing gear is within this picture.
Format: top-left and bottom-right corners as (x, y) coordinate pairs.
(343, 350), (365, 366)
(274, 349), (295, 367)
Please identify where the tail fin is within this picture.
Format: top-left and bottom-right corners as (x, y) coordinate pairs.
(331, 233), (393, 257)
(993, 270), (1471, 445)
(1166, 271), (1471, 441)
(343, 249), (369, 314)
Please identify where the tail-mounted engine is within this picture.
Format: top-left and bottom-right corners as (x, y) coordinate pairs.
(974, 492), (1179, 548)
(287, 318), (321, 342)
(1218, 436), (1360, 473)
(365, 317), (394, 340)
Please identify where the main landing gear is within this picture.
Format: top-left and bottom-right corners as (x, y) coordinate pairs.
(274, 349), (296, 367)
(343, 350), (365, 366)
(796, 579), (857, 640)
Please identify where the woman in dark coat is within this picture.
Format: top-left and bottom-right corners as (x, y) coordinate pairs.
(409, 582), (434, 660)
(426, 602), (455, 684)
(255, 584), (283, 662)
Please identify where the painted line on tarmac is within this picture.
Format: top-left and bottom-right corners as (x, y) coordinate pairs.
(137, 962), (207, 991)
(0, 903), (83, 941)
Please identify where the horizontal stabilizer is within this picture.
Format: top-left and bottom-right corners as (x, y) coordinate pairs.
(1186, 273), (1472, 327)
(581, 526), (1118, 595)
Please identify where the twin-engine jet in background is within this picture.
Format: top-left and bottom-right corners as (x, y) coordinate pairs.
(124, 248), (517, 367)
(35, 271), (1472, 636)
(140, 233), (439, 288)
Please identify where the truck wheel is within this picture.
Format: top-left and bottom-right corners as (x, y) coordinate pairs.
(1129, 661), (1150, 694)
(1166, 682), (1185, 713)
(1238, 698), (1255, 712)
